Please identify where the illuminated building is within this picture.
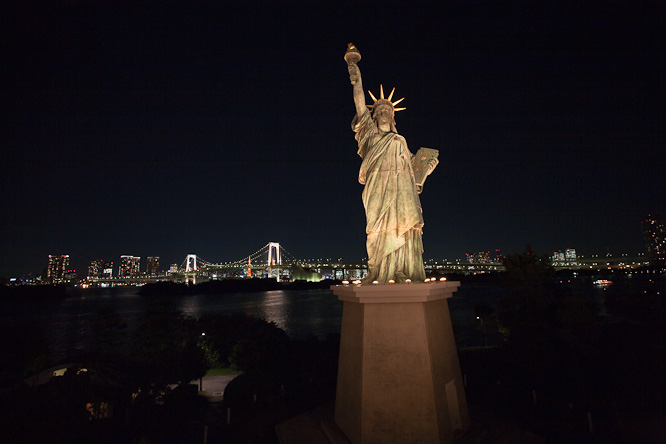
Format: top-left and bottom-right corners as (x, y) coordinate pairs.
(103, 262), (114, 278)
(47, 255), (69, 283)
(146, 256), (160, 276)
(119, 255), (140, 277)
(552, 248), (578, 267)
(88, 260), (114, 279)
(169, 264), (178, 274)
(642, 214), (666, 266)
(88, 260), (101, 278)
(551, 251), (565, 265)
(466, 251), (491, 264)
(63, 269), (77, 282)
(88, 260), (103, 278)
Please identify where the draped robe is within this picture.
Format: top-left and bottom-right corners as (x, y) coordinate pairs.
(352, 109), (426, 284)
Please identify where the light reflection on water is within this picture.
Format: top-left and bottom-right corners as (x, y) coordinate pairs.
(180, 288), (343, 340)
(260, 290), (288, 331)
(179, 295), (201, 317)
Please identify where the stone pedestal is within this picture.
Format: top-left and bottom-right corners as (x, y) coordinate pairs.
(332, 281), (470, 444)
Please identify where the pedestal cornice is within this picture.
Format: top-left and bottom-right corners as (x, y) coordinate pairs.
(331, 281), (460, 304)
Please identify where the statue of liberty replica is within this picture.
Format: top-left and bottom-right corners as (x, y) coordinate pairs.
(345, 44), (438, 285)
(322, 45), (468, 444)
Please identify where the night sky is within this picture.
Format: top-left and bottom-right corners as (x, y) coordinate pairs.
(2, 1), (664, 277)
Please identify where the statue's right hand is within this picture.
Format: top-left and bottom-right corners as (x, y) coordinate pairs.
(348, 63), (359, 85)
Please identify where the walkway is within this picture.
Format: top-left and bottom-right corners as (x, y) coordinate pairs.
(198, 374), (239, 403)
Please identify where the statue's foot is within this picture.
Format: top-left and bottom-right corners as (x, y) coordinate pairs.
(361, 272), (377, 285)
(393, 270), (408, 284)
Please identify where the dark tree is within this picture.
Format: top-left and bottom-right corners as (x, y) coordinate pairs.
(498, 244), (556, 340)
(0, 322), (48, 385)
(196, 313), (290, 371)
(90, 305), (128, 358)
(128, 296), (209, 400)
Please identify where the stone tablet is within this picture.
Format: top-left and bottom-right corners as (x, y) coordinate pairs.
(413, 147), (439, 188)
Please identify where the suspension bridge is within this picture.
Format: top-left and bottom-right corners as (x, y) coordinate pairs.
(81, 242), (505, 287)
(175, 242), (368, 283)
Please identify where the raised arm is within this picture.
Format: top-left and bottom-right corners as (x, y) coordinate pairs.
(348, 63), (366, 116)
(345, 44), (367, 116)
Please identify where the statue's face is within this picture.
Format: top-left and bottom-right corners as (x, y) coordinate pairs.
(374, 105), (393, 127)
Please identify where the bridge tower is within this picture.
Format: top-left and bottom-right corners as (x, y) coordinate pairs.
(267, 242), (281, 282)
(185, 254), (198, 272)
(268, 242), (281, 265)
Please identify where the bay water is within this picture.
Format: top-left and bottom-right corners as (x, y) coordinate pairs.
(4, 283), (527, 364)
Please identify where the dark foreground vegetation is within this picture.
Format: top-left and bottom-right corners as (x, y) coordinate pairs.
(459, 248), (665, 443)
(0, 283), (69, 301)
(0, 290), (339, 444)
(1, 249), (664, 443)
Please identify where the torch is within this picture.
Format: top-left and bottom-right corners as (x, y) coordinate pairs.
(344, 43), (361, 85)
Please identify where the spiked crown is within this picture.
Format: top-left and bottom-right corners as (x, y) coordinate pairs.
(366, 84), (406, 114)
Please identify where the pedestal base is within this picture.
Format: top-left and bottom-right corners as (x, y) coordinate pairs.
(332, 282), (470, 444)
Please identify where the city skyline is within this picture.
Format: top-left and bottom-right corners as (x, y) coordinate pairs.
(9, 239), (654, 281)
(2, 2), (664, 277)
(3, 212), (657, 278)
